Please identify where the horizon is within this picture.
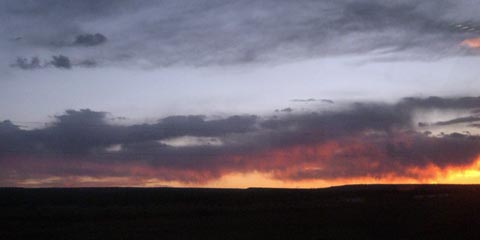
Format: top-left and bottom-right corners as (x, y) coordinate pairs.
(4, 183), (480, 190)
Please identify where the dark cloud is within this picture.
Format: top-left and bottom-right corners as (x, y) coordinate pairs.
(2, 96), (480, 186)
(433, 116), (480, 126)
(73, 33), (107, 47)
(0, 120), (20, 132)
(275, 108), (293, 113)
(0, 109), (258, 156)
(11, 55), (99, 70)
(399, 96), (480, 110)
(11, 57), (42, 70)
(274, 133), (480, 180)
(3, 0), (480, 68)
(50, 55), (71, 69)
(47, 33), (108, 48)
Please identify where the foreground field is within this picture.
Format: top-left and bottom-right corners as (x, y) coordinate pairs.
(1, 185), (480, 240)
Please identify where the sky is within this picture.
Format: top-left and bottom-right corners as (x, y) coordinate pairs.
(2, 0), (480, 188)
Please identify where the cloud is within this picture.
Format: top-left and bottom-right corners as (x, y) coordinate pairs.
(290, 98), (335, 104)
(50, 55), (71, 69)
(291, 98), (334, 104)
(2, 96), (480, 186)
(73, 33), (107, 47)
(428, 116), (480, 126)
(77, 59), (97, 67)
(11, 55), (99, 70)
(399, 96), (480, 110)
(11, 57), (42, 70)
(3, 0), (480, 68)
(291, 98), (318, 103)
(321, 99), (335, 104)
(275, 108), (293, 113)
(0, 120), (20, 132)
(0, 109), (258, 155)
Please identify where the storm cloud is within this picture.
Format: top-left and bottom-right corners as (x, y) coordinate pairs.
(2, 96), (480, 185)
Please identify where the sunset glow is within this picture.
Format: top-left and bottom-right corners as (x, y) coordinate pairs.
(462, 37), (480, 48)
(6, 152), (480, 188)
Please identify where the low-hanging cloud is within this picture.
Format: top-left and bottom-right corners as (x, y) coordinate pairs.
(2, 96), (480, 186)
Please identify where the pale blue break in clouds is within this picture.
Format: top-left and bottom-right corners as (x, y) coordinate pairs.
(2, 54), (480, 125)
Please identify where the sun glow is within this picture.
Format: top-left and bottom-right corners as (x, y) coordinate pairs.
(438, 156), (480, 183)
(461, 37), (480, 48)
(7, 153), (480, 188)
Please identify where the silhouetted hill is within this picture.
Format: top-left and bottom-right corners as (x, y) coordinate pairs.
(1, 184), (480, 239)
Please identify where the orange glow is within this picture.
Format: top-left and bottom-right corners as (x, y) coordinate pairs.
(461, 37), (480, 48)
(203, 156), (480, 188)
(432, 156), (480, 184)
(13, 156), (480, 188)
(5, 149), (480, 188)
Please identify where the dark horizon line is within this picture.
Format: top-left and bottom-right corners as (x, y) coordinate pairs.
(3, 183), (480, 190)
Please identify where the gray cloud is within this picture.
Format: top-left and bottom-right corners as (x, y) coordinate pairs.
(399, 96), (480, 110)
(11, 57), (42, 70)
(427, 116), (480, 127)
(50, 55), (71, 69)
(0, 109), (258, 156)
(73, 33), (107, 47)
(77, 59), (97, 67)
(2, 96), (480, 185)
(291, 98), (335, 104)
(2, 0), (480, 69)
(291, 98), (318, 103)
(11, 55), (99, 70)
(275, 108), (293, 113)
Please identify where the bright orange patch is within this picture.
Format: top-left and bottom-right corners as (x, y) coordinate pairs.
(462, 37), (480, 48)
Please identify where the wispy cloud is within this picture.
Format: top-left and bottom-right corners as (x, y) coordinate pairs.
(3, 0), (480, 69)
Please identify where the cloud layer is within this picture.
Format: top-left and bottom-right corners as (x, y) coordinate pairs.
(3, 0), (480, 70)
(2, 96), (480, 186)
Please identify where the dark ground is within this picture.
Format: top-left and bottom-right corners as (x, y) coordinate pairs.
(1, 184), (480, 240)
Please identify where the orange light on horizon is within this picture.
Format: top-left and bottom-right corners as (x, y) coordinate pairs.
(8, 154), (480, 188)
(435, 156), (480, 184)
(204, 155), (480, 188)
(141, 156), (480, 188)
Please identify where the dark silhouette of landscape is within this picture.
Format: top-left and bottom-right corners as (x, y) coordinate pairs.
(2, 184), (480, 240)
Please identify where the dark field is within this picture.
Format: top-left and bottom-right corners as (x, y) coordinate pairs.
(1, 185), (480, 240)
